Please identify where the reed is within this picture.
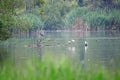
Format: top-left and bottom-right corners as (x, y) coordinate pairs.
(65, 7), (120, 30)
(0, 56), (120, 80)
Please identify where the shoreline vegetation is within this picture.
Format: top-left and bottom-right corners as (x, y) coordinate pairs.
(65, 7), (120, 31)
(0, 0), (120, 40)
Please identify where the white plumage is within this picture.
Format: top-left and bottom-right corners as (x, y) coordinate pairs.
(85, 41), (88, 46)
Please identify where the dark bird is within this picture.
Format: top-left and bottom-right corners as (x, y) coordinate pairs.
(40, 32), (44, 36)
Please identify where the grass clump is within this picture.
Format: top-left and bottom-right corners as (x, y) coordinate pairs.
(0, 57), (120, 80)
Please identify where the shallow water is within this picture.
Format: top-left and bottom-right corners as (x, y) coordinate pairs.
(0, 30), (120, 70)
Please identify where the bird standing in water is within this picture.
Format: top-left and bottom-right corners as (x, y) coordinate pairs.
(85, 41), (88, 46)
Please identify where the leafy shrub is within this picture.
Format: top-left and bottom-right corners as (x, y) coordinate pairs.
(13, 13), (43, 30)
(65, 7), (120, 30)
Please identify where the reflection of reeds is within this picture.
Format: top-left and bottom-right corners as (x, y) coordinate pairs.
(0, 47), (10, 64)
(0, 57), (120, 80)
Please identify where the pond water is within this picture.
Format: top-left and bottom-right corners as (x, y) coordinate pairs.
(0, 30), (120, 70)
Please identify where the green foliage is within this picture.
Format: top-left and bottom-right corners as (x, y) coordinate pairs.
(11, 0), (78, 30)
(0, 0), (15, 41)
(0, 17), (12, 41)
(13, 13), (43, 30)
(41, 0), (77, 30)
(1, 0), (120, 41)
(0, 0), (15, 13)
(65, 7), (88, 28)
(65, 7), (120, 30)
(0, 58), (120, 80)
(0, 0), (46, 40)
(0, 28), (11, 41)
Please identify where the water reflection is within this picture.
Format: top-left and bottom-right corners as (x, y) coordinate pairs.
(0, 44), (13, 67)
(85, 31), (120, 70)
(85, 46), (88, 53)
(68, 46), (76, 53)
(0, 47), (9, 63)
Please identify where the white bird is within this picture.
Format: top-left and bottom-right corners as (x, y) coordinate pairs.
(68, 41), (71, 44)
(71, 39), (75, 42)
(68, 39), (75, 44)
(85, 41), (88, 46)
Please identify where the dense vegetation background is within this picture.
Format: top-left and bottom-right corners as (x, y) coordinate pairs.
(0, 0), (120, 40)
